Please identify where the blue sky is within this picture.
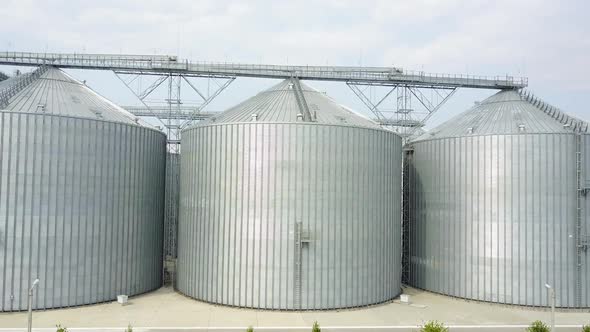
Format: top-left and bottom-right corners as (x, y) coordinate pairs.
(1, 0), (588, 127)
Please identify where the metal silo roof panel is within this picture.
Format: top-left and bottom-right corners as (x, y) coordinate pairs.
(2, 67), (142, 125)
(202, 79), (381, 128)
(414, 90), (588, 141)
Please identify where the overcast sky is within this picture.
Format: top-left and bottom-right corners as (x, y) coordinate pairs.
(1, 0), (588, 127)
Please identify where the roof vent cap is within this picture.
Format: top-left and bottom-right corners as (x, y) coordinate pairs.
(251, 113), (258, 121)
(335, 115), (347, 123)
(36, 104), (46, 112)
(467, 127), (474, 134)
(296, 113), (303, 121)
(564, 123), (571, 128)
(518, 124), (526, 132)
(91, 109), (103, 119)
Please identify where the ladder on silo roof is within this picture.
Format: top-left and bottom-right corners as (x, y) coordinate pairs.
(0, 66), (49, 109)
(290, 77), (314, 122)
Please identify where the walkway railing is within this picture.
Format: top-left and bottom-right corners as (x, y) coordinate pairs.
(0, 51), (528, 89)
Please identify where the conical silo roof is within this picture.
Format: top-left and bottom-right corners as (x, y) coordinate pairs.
(204, 79), (381, 129)
(1, 66), (141, 125)
(413, 90), (588, 142)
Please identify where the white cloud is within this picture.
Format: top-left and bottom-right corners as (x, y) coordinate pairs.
(380, 0), (590, 90)
(0, 0), (588, 119)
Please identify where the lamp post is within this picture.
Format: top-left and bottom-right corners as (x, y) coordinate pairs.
(545, 283), (555, 332)
(27, 278), (39, 332)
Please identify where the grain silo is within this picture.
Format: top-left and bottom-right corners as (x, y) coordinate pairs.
(406, 90), (589, 308)
(178, 79), (402, 310)
(0, 66), (166, 311)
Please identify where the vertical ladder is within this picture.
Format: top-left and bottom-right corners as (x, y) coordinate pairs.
(575, 134), (584, 307)
(401, 148), (414, 284)
(294, 221), (302, 309)
(164, 153), (180, 286)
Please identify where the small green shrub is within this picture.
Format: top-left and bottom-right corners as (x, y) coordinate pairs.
(582, 324), (590, 332)
(526, 320), (550, 332)
(420, 321), (449, 332)
(125, 324), (133, 332)
(312, 321), (321, 332)
(56, 325), (68, 332)
(246, 326), (254, 332)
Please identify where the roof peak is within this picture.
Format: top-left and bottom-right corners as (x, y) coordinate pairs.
(1, 66), (152, 127)
(412, 89), (588, 141)
(200, 78), (380, 128)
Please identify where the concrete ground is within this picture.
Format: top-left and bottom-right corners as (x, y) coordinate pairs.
(0, 286), (588, 331)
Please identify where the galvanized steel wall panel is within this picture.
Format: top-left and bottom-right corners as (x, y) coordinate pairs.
(0, 112), (166, 311)
(407, 134), (589, 307)
(178, 122), (402, 309)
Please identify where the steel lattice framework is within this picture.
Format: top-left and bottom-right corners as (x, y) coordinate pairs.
(0, 51), (529, 145)
(0, 51), (529, 286)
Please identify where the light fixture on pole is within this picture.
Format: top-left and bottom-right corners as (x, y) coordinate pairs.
(27, 278), (40, 332)
(545, 283), (555, 332)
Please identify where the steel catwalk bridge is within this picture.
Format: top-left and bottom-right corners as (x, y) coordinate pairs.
(0, 51), (529, 282)
(0, 51), (527, 88)
(0, 51), (529, 145)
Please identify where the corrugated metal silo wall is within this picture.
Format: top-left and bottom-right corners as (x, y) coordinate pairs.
(407, 133), (589, 307)
(0, 112), (166, 311)
(178, 122), (402, 309)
